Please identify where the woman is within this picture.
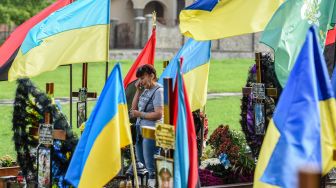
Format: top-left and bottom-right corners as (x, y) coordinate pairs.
(130, 64), (163, 179)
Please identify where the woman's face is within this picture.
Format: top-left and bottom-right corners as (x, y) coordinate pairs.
(139, 73), (155, 89)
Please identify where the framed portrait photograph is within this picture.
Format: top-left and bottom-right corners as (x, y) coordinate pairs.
(254, 103), (266, 135)
(37, 147), (51, 188)
(77, 101), (87, 128)
(155, 156), (174, 188)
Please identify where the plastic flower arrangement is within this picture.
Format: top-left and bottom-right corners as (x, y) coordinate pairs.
(199, 124), (255, 186)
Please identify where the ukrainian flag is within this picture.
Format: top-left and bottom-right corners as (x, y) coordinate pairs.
(8, 0), (110, 81)
(65, 64), (132, 188)
(158, 39), (211, 111)
(254, 27), (336, 188)
(179, 0), (284, 40)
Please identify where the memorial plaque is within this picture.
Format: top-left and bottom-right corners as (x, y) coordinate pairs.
(155, 123), (175, 150)
(252, 83), (266, 100)
(39, 123), (53, 146)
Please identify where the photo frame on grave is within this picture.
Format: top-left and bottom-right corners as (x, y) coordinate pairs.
(155, 156), (174, 188)
(77, 101), (87, 128)
(79, 88), (87, 102)
(254, 103), (266, 135)
(37, 147), (51, 188)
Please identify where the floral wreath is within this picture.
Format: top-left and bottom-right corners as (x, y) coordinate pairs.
(12, 78), (78, 187)
(240, 53), (282, 158)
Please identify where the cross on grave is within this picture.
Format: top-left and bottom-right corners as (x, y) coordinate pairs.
(37, 112), (66, 188)
(45, 83), (67, 141)
(36, 83), (66, 187)
(242, 53), (278, 135)
(71, 63), (97, 128)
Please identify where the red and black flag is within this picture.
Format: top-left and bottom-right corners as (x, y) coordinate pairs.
(124, 28), (156, 114)
(0, 0), (71, 81)
(324, 9), (336, 76)
(324, 27), (336, 76)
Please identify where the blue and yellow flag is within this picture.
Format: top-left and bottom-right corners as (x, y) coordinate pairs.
(254, 27), (336, 188)
(8, 0), (110, 81)
(65, 64), (132, 188)
(179, 0), (284, 40)
(158, 39), (211, 111)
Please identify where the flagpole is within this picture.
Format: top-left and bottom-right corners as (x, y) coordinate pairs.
(200, 106), (206, 158)
(70, 64), (73, 127)
(105, 2), (110, 82)
(152, 11), (156, 30)
(129, 142), (139, 188)
(332, 29), (336, 76)
(69, 0), (74, 128)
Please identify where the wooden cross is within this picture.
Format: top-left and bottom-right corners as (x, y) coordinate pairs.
(163, 60), (169, 69)
(242, 53), (278, 135)
(45, 83), (66, 141)
(71, 63), (97, 127)
(46, 83), (54, 97)
(72, 63), (97, 99)
(43, 112), (66, 141)
(36, 111), (66, 187)
(298, 168), (321, 188)
(242, 53), (278, 98)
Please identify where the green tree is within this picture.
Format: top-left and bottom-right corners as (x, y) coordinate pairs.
(0, 0), (53, 25)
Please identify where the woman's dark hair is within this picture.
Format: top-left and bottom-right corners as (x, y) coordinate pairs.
(136, 64), (157, 79)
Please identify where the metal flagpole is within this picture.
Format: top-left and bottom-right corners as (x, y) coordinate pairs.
(200, 106), (206, 158)
(69, 0), (75, 128)
(105, 8), (110, 82)
(105, 62), (109, 82)
(70, 64), (73, 127)
(130, 142), (139, 188)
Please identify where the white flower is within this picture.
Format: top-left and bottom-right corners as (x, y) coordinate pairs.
(200, 158), (221, 169)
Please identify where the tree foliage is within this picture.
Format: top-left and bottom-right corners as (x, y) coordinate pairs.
(0, 0), (53, 25)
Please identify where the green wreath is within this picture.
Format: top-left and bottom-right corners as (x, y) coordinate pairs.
(12, 78), (78, 186)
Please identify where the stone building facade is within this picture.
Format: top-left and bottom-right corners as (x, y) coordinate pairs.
(0, 0), (272, 60)
(109, 0), (272, 59)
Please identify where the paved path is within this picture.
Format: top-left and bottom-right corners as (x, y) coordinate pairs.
(0, 92), (242, 105)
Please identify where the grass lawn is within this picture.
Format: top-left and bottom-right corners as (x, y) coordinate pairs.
(208, 59), (254, 93)
(0, 59), (252, 158)
(0, 59), (253, 99)
(0, 96), (243, 157)
(206, 96), (242, 134)
(0, 106), (16, 157)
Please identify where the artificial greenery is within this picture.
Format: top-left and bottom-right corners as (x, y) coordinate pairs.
(240, 53), (282, 158)
(0, 155), (16, 167)
(12, 78), (78, 186)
